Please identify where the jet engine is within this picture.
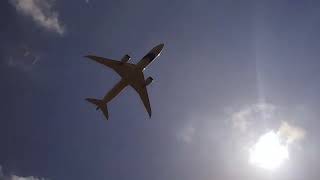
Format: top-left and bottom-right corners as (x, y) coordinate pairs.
(121, 54), (131, 63)
(145, 77), (153, 86)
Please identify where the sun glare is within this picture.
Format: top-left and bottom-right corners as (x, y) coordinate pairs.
(249, 131), (289, 170)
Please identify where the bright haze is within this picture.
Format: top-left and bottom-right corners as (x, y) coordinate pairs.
(0, 0), (319, 180)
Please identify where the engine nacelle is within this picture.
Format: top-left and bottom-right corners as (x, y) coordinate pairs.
(121, 54), (131, 63)
(145, 77), (153, 86)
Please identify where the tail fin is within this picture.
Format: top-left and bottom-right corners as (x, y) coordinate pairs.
(86, 98), (109, 120)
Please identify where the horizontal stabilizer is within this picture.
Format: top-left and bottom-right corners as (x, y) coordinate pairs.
(86, 98), (109, 120)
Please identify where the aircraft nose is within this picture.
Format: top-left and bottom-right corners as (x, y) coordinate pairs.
(153, 43), (164, 54)
(158, 43), (164, 51)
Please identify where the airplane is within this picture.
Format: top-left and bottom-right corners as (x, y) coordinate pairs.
(85, 43), (164, 120)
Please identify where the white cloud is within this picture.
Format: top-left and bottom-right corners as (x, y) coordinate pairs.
(278, 121), (306, 144)
(230, 103), (306, 140)
(6, 46), (39, 71)
(11, 175), (47, 180)
(10, 0), (65, 35)
(231, 103), (275, 133)
(0, 164), (48, 180)
(229, 103), (306, 152)
(177, 124), (195, 143)
(248, 121), (306, 170)
(15, 175), (46, 180)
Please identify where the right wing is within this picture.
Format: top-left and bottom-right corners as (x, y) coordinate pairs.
(130, 72), (152, 118)
(85, 55), (134, 77)
(133, 85), (152, 118)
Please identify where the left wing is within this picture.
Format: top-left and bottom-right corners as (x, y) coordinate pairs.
(130, 72), (152, 118)
(85, 55), (135, 77)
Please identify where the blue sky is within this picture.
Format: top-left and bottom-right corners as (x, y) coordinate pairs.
(1, 0), (320, 179)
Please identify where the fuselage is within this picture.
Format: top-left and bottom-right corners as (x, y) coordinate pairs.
(102, 43), (164, 103)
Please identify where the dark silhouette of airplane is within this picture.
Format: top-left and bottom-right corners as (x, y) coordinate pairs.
(85, 43), (164, 120)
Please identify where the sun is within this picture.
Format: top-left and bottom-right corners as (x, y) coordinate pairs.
(249, 131), (289, 170)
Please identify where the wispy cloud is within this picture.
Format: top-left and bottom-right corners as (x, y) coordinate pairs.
(6, 45), (39, 71)
(230, 103), (306, 146)
(0, 164), (48, 180)
(278, 121), (305, 144)
(177, 124), (195, 143)
(231, 103), (275, 133)
(10, 0), (65, 35)
(11, 175), (47, 180)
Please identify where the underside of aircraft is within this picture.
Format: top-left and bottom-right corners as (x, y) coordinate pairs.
(85, 43), (164, 120)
